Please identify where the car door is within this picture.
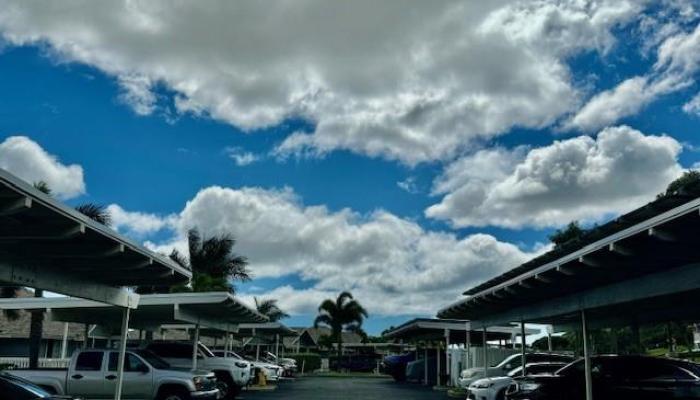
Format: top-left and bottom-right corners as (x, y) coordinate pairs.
(104, 352), (153, 400)
(631, 360), (687, 400)
(66, 351), (107, 399)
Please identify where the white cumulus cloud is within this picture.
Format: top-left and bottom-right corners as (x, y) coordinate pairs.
(106, 204), (176, 237)
(142, 186), (536, 316)
(0, 0), (645, 164)
(426, 126), (684, 228)
(0, 136), (85, 199)
(568, 16), (700, 131)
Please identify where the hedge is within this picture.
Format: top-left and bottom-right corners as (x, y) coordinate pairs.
(286, 353), (321, 372)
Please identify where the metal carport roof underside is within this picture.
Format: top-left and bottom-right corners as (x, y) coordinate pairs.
(438, 195), (700, 329)
(0, 168), (191, 307)
(0, 292), (267, 332)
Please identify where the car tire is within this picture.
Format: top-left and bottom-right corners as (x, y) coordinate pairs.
(496, 388), (506, 400)
(214, 372), (237, 400)
(157, 387), (191, 400)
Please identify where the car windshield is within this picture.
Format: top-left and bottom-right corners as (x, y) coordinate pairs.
(1, 373), (52, 397)
(197, 343), (216, 358)
(134, 350), (171, 369)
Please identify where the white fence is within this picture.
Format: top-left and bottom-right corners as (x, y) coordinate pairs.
(0, 357), (70, 369)
(448, 347), (519, 386)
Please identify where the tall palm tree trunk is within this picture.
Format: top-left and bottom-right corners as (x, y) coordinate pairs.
(29, 289), (44, 368)
(336, 329), (343, 371)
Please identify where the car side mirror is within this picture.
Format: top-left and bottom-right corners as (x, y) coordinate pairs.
(139, 365), (150, 374)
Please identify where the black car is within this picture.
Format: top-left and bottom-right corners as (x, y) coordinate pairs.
(0, 372), (76, 400)
(506, 355), (700, 400)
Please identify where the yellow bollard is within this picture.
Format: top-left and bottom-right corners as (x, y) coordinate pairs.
(257, 369), (267, 387)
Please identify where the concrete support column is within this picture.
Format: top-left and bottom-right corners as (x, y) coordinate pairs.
(466, 328), (471, 369)
(444, 328), (450, 386)
(424, 347), (428, 385)
(520, 321), (526, 376)
(582, 310), (593, 400)
(275, 334), (280, 357)
(192, 324), (200, 370)
(436, 343), (441, 387)
(224, 332), (230, 358)
(482, 328), (488, 375)
(60, 323), (69, 359)
(114, 307), (131, 400)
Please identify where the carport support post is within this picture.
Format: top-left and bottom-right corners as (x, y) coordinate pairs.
(114, 306), (131, 400)
(582, 310), (593, 400)
(192, 324), (200, 370)
(60, 322), (69, 359)
(424, 347), (428, 385)
(444, 328), (450, 386)
(275, 333), (280, 357)
(520, 321), (526, 376)
(436, 342), (441, 386)
(466, 328), (471, 369)
(224, 331), (230, 358)
(482, 327), (487, 375)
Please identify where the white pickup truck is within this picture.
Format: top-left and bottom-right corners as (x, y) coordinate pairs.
(9, 348), (219, 400)
(145, 342), (251, 399)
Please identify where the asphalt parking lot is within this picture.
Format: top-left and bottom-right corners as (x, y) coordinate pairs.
(242, 377), (446, 400)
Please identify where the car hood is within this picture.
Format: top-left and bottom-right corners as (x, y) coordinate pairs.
(470, 376), (513, 387)
(165, 367), (215, 377)
(461, 367), (502, 379)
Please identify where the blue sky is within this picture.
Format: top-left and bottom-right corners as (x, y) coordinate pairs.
(1, 1), (700, 334)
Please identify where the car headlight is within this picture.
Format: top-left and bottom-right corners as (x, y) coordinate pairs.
(235, 362), (248, 368)
(518, 382), (541, 392)
(471, 381), (494, 389)
(193, 376), (205, 390)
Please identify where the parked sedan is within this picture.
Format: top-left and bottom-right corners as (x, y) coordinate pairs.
(467, 362), (567, 400)
(459, 352), (574, 388)
(0, 372), (77, 400)
(506, 355), (700, 400)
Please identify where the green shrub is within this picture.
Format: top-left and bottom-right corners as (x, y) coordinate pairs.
(287, 353), (321, 372)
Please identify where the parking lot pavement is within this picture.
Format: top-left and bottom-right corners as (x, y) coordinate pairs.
(241, 377), (446, 400)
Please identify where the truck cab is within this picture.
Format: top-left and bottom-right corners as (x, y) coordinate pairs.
(145, 341), (251, 399)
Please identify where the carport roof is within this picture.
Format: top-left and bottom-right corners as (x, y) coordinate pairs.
(438, 193), (700, 328)
(0, 168), (191, 307)
(0, 292), (267, 332)
(383, 318), (533, 343)
(235, 322), (298, 337)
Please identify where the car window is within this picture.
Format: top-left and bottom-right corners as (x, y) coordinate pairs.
(149, 343), (191, 358)
(498, 355), (520, 369)
(75, 351), (104, 371)
(108, 353), (148, 372)
(557, 359), (584, 377)
(631, 360), (694, 381)
(0, 374), (51, 399)
(134, 350), (170, 369)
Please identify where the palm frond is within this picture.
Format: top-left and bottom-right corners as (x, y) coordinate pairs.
(75, 203), (112, 226)
(33, 181), (51, 196)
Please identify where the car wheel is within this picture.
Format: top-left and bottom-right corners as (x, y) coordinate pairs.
(214, 372), (237, 400)
(158, 387), (191, 400)
(496, 388), (506, 400)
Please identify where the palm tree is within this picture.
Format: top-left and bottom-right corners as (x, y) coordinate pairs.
(254, 298), (289, 322)
(74, 203), (112, 226)
(168, 228), (251, 293)
(314, 292), (368, 369)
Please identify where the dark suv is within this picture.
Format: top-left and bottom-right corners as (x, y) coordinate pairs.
(506, 355), (700, 400)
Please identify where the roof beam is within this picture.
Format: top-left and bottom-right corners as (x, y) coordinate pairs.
(578, 255), (601, 267)
(648, 227), (676, 242)
(0, 223), (85, 240)
(0, 196), (32, 216)
(608, 242), (634, 256)
(556, 265), (576, 276)
(534, 274), (552, 284)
